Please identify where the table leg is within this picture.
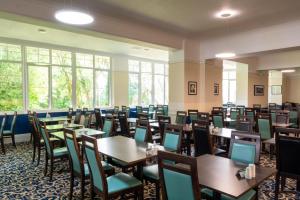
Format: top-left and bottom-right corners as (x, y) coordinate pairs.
(297, 179), (300, 192)
(213, 191), (221, 200)
(186, 131), (191, 156)
(135, 161), (146, 180)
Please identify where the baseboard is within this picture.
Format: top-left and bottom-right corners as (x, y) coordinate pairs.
(3, 133), (31, 144)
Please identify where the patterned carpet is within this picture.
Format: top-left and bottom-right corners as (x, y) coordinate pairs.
(0, 143), (299, 200)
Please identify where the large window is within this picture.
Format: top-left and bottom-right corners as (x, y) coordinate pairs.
(0, 43), (23, 111)
(0, 42), (112, 111)
(223, 63), (236, 104)
(128, 59), (168, 106)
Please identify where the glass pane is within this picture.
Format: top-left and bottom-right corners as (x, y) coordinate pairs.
(154, 63), (164, 74)
(76, 68), (93, 108)
(165, 76), (169, 104)
(52, 66), (72, 109)
(52, 50), (72, 66)
(128, 60), (139, 72)
(28, 66), (49, 109)
(228, 71), (236, 79)
(129, 73), (139, 105)
(222, 80), (229, 104)
(165, 64), (169, 75)
(141, 73), (152, 105)
(223, 71), (228, 79)
(76, 53), (93, 68)
(141, 62), (152, 73)
(26, 47), (50, 64)
(154, 75), (164, 104)
(95, 70), (109, 107)
(229, 80), (236, 103)
(95, 55), (110, 69)
(0, 43), (21, 61)
(0, 62), (23, 111)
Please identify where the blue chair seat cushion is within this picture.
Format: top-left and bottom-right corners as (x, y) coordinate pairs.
(3, 130), (12, 135)
(107, 172), (142, 194)
(53, 147), (68, 157)
(201, 188), (256, 200)
(143, 164), (159, 180)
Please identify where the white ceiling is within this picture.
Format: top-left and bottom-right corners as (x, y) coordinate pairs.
(93, 0), (300, 35)
(0, 18), (169, 61)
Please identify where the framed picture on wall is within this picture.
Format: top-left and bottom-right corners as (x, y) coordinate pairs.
(214, 83), (219, 96)
(271, 85), (282, 95)
(188, 81), (197, 95)
(254, 85), (264, 96)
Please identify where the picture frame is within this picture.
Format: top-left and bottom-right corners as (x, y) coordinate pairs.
(214, 83), (219, 96)
(188, 81), (197, 95)
(254, 85), (264, 96)
(271, 85), (282, 95)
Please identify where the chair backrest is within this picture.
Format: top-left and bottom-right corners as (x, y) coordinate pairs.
(121, 105), (127, 112)
(149, 105), (155, 112)
(229, 131), (261, 164)
(39, 122), (53, 156)
(0, 114), (7, 137)
(212, 114), (224, 128)
(64, 128), (83, 174)
(102, 118), (114, 138)
(236, 117), (253, 133)
(283, 102), (292, 111)
(198, 112), (210, 122)
(192, 120), (212, 157)
(74, 109), (82, 124)
(289, 111), (299, 127)
(82, 108), (88, 114)
(82, 135), (108, 195)
(83, 112), (92, 128)
(134, 126), (148, 142)
(188, 109), (198, 121)
(269, 103), (277, 110)
(276, 113), (289, 124)
(67, 109), (73, 121)
(237, 105), (245, 116)
(94, 108), (103, 130)
(175, 111), (187, 125)
(136, 106), (143, 114)
(163, 124), (182, 153)
(230, 108), (240, 120)
(157, 116), (171, 142)
(138, 113), (149, 120)
(9, 111), (17, 132)
(245, 108), (255, 122)
(276, 133), (300, 177)
(253, 104), (261, 109)
(163, 105), (169, 116)
(118, 112), (129, 136)
(114, 106), (119, 114)
(158, 151), (201, 200)
(257, 114), (273, 140)
(155, 109), (164, 118)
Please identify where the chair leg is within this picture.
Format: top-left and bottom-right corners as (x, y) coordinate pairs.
(90, 184), (95, 200)
(44, 154), (48, 176)
(281, 177), (286, 191)
(81, 176), (85, 200)
(139, 186), (144, 200)
(50, 157), (54, 181)
(32, 142), (36, 163)
(37, 145), (41, 166)
(155, 182), (160, 200)
(1, 137), (5, 154)
(275, 173), (280, 200)
(11, 133), (16, 147)
(69, 172), (74, 200)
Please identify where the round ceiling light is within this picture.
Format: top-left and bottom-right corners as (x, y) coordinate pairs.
(215, 10), (238, 19)
(215, 52), (236, 58)
(55, 10), (94, 25)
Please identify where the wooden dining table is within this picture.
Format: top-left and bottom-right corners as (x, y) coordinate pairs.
(211, 128), (237, 139)
(50, 128), (105, 140)
(272, 122), (294, 128)
(197, 154), (276, 200)
(46, 123), (83, 131)
(96, 136), (166, 179)
(39, 116), (69, 124)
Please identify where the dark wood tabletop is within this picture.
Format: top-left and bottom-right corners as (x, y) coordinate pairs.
(272, 123), (294, 128)
(211, 128), (237, 139)
(96, 136), (165, 166)
(39, 116), (69, 123)
(50, 128), (104, 140)
(46, 123), (83, 131)
(197, 154), (276, 199)
(127, 118), (158, 124)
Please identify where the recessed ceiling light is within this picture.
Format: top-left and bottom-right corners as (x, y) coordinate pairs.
(55, 10), (94, 25)
(215, 52), (236, 58)
(215, 9), (239, 19)
(144, 48), (149, 51)
(38, 28), (47, 34)
(281, 69), (295, 73)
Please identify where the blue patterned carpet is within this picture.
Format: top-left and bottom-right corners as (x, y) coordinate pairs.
(0, 143), (299, 199)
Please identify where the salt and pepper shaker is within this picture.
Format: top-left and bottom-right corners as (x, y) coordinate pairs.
(245, 164), (256, 179)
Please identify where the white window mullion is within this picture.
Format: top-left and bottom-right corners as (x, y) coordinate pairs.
(21, 45), (28, 111)
(49, 50), (52, 110)
(72, 52), (76, 109)
(93, 55), (96, 109)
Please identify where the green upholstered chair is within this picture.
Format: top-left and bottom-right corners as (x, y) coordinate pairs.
(202, 131), (259, 200)
(39, 122), (68, 181)
(229, 108), (239, 128)
(143, 124), (182, 199)
(158, 150), (202, 200)
(237, 106), (245, 116)
(270, 112), (276, 123)
(245, 108), (255, 123)
(289, 111), (298, 128)
(134, 126), (148, 143)
(212, 114), (224, 128)
(82, 135), (143, 200)
(83, 111), (92, 128)
(163, 105), (169, 116)
(64, 128), (114, 199)
(2, 111), (17, 147)
(102, 118), (114, 138)
(114, 106), (119, 114)
(188, 109), (199, 122)
(0, 114), (7, 154)
(175, 111), (187, 125)
(136, 106), (143, 115)
(257, 115), (273, 140)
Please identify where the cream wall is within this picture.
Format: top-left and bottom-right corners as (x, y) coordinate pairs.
(268, 70), (283, 104)
(184, 62), (201, 110)
(236, 62), (248, 106)
(248, 72), (268, 107)
(283, 75), (300, 103)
